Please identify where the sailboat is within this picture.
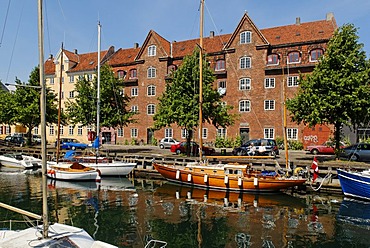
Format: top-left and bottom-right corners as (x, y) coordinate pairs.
(68, 23), (137, 177)
(152, 0), (306, 192)
(0, 1), (117, 246)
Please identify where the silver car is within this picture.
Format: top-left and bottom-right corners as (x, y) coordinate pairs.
(340, 143), (370, 162)
(159, 138), (179, 149)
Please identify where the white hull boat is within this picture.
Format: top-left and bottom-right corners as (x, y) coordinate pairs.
(0, 223), (116, 248)
(47, 161), (101, 181)
(0, 153), (41, 169)
(83, 160), (136, 176)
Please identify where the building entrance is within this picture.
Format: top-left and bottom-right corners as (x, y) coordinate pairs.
(239, 128), (250, 144)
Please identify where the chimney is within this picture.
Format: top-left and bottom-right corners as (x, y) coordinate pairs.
(210, 31), (215, 37)
(326, 12), (334, 21)
(49, 54), (53, 59)
(134, 43), (139, 48)
(74, 49), (78, 54)
(295, 17), (301, 25)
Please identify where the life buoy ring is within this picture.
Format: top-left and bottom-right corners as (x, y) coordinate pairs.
(48, 170), (55, 175)
(294, 167), (304, 175)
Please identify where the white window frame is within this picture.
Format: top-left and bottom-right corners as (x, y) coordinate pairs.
(181, 128), (188, 139)
(117, 128), (124, 137)
(49, 78), (54, 85)
(240, 31), (252, 44)
(287, 76), (299, 87)
(147, 85), (156, 96)
(69, 91), (75, 98)
(69, 125), (74, 135)
(264, 128), (274, 139)
(69, 75), (74, 83)
(239, 100), (250, 112)
(165, 128), (173, 138)
(49, 125), (54, 136)
(59, 125), (64, 136)
(288, 52), (301, 64)
(239, 78), (251, 90)
(131, 105), (138, 113)
(131, 88), (138, 96)
(148, 45), (156, 56)
(147, 104), (155, 115)
(287, 128), (298, 140)
(5, 126), (10, 134)
(34, 127), (39, 135)
(310, 49), (323, 62)
(147, 67), (156, 78)
(217, 128), (226, 138)
(267, 54), (279, 65)
(77, 126), (83, 136)
(240, 56), (251, 69)
(264, 100), (275, 110)
(131, 128), (138, 138)
(264, 78), (275, 88)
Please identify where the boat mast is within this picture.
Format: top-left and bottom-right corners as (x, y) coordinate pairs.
(198, 0), (204, 159)
(283, 56), (289, 169)
(38, 0), (49, 238)
(96, 22), (101, 157)
(56, 43), (63, 163)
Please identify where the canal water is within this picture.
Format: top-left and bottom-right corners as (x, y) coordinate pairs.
(0, 170), (369, 248)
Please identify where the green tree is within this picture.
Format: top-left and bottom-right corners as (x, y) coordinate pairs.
(153, 48), (235, 155)
(286, 24), (370, 157)
(0, 67), (59, 144)
(66, 64), (135, 129)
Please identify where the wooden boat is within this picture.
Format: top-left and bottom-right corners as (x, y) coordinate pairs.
(47, 161), (101, 181)
(153, 162), (306, 192)
(0, 153), (41, 169)
(62, 150), (136, 176)
(337, 168), (370, 201)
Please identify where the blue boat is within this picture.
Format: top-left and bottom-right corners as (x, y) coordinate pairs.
(337, 169), (370, 201)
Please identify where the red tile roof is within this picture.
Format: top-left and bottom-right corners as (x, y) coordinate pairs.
(106, 47), (140, 66)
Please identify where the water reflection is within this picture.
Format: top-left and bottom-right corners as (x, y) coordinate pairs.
(1, 172), (370, 247)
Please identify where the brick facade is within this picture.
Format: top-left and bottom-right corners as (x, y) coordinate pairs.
(44, 13), (337, 146)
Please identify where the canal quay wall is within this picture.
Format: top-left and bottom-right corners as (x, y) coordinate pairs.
(1, 144), (368, 193)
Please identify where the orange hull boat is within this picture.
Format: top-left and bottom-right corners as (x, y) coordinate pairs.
(153, 162), (306, 193)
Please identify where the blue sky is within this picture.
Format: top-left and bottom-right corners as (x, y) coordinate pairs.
(1, 0), (369, 84)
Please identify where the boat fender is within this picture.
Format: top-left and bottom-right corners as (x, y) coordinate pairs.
(48, 170), (55, 175)
(96, 169), (102, 176)
(254, 177), (258, 186)
(224, 175), (229, 184)
(187, 191), (191, 199)
(204, 174), (208, 183)
(176, 170), (180, 179)
(294, 167), (304, 175)
(224, 198), (228, 206)
(238, 177), (242, 186)
(187, 174), (192, 182)
(175, 191), (180, 199)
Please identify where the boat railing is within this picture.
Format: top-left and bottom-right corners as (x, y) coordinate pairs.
(0, 219), (40, 231)
(144, 239), (167, 248)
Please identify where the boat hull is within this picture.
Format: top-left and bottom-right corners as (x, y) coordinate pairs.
(0, 154), (41, 169)
(47, 162), (101, 181)
(84, 162), (136, 176)
(153, 163), (306, 192)
(337, 169), (370, 201)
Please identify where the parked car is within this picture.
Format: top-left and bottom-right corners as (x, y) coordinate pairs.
(306, 141), (345, 155)
(159, 138), (180, 149)
(339, 143), (370, 162)
(3, 135), (26, 147)
(170, 141), (215, 156)
(55, 138), (88, 150)
(32, 135), (42, 145)
(232, 138), (279, 157)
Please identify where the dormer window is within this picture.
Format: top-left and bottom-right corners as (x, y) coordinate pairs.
(117, 70), (126, 79)
(215, 60), (225, 71)
(130, 69), (137, 79)
(267, 54), (279, 65)
(288, 51), (301, 64)
(310, 49), (323, 62)
(148, 45), (156, 56)
(240, 31), (252, 44)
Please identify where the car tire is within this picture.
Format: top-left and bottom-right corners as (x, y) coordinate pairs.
(237, 150), (246, 156)
(268, 151), (276, 158)
(176, 149), (181, 155)
(311, 149), (319, 155)
(349, 154), (359, 161)
(159, 144), (164, 149)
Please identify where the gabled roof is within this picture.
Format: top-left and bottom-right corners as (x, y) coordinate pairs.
(172, 34), (231, 58)
(44, 58), (55, 76)
(106, 47), (141, 66)
(66, 47), (114, 73)
(135, 30), (170, 60)
(224, 12), (269, 49)
(261, 18), (337, 46)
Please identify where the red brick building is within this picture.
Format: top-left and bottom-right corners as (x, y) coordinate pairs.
(44, 12), (337, 146)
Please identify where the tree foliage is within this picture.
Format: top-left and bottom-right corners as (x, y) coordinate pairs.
(66, 64), (135, 129)
(286, 24), (370, 156)
(0, 67), (59, 143)
(153, 48), (235, 154)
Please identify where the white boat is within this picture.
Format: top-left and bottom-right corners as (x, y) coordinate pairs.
(63, 150), (136, 176)
(47, 161), (102, 181)
(0, 3), (117, 245)
(0, 153), (41, 169)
